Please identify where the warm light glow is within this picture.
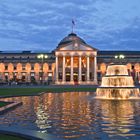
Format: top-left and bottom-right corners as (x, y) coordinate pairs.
(34, 63), (40, 73)
(48, 73), (52, 76)
(127, 63), (132, 71)
(115, 55), (125, 59)
(44, 55), (48, 58)
(65, 57), (71, 67)
(100, 63), (106, 74)
(0, 63), (5, 72)
(82, 57), (86, 68)
(37, 54), (48, 59)
(51, 63), (55, 72)
(119, 54), (125, 59)
(8, 63), (14, 73)
(17, 63), (22, 72)
(75, 43), (78, 47)
(43, 63), (48, 73)
(25, 63), (31, 73)
(73, 56), (79, 68)
(134, 63), (140, 72)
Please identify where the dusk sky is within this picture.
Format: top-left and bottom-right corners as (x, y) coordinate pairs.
(0, 0), (140, 51)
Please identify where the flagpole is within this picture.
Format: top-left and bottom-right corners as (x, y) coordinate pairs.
(72, 19), (75, 33)
(72, 24), (74, 33)
(72, 21), (73, 33)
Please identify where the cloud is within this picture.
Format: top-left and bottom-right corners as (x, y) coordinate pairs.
(0, 0), (140, 51)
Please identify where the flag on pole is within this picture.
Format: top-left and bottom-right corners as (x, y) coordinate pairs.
(72, 19), (75, 33)
(72, 19), (75, 26)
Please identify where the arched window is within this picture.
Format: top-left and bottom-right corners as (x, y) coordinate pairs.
(127, 63), (132, 71)
(8, 63), (14, 73)
(43, 63), (48, 73)
(34, 63), (40, 73)
(25, 63), (31, 73)
(100, 63), (106, 74)
(0, 63), (5, 72)
(51, 63), (55, 72)
(134, 63), (140, 72)
(17, 63), (22, 73)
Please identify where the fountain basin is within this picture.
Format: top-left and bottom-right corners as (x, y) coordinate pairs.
(101, 76), (134, 87)
(96, 87), (140, 100)
(95, 64), (140, 100)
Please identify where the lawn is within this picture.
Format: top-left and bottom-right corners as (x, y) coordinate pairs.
(0, 134), (28, 140)
(0, 87), (96, 97)
(0, 88), (45, 96)
(0, 101), (10, 107)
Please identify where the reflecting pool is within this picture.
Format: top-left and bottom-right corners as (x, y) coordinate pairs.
(1, 92), (140, 140)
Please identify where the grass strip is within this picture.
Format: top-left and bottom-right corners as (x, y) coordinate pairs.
(0, 101), (10, 107)
(0, 87), (96, 97)
(0, 134), (28, 140)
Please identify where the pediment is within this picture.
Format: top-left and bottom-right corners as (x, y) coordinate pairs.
(57, 43), (97, 51)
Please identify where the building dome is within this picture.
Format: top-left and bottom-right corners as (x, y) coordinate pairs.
(58, 33), (87, 46)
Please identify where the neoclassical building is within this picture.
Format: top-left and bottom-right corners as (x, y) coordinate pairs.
(55, 33), (97, 84)
(0, 32), (140, 85)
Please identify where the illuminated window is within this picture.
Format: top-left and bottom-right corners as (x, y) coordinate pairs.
(48, 73), (52, 76)
(31, 73), (35, 76)
(5, 73), (8, 76)
(22, 73), (25, 76)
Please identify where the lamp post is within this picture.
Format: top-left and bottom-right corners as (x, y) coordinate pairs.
(37, 54), (48, 84)
(115, 54), (125, 59)
(114, 54), (125, 63)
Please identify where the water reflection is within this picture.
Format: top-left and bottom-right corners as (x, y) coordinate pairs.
(0, 92), (140, 139)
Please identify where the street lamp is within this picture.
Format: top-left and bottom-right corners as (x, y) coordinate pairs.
(37, 54), (48, 84)
(114, 54), (125, 59)
(119, 54), (125, 59)
(114, 54), (125, 64)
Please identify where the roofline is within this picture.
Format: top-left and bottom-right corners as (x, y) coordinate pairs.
(55, 41), (98, 51)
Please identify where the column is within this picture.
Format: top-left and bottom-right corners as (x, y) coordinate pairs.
(94, 56), (97, 83)
(70, 56), (74, 82)
(79, 56), (82, 82)
(62, 55), (66, 82)
(0, 72), (2, 81)
(1, 72), (4, 81)
(138, 71), (140, 83)
(87, 56), (90, 81)
(25, 73), (27, 82)
(27, 73), (31, 82)
(55, 56), (58, 83)
(35, 72), (39, 82)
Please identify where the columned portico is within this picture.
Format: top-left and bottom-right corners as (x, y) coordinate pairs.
(78, 56), (82, 82)
(55, 56), (58, 83)
(94, 56), (97, 83)
(70, 56), (74, 82)
(55, 54), (97, 84)
(55, 32), (98, 85)
(62, 55), (66, 83)
(87, 56), (90, 81)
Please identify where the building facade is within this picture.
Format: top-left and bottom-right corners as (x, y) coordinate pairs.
(0, 33), (140, 85)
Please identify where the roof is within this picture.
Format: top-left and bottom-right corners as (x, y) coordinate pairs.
(98, 51), (140, 55)
(56, 32), (98, 51)
(0, 50), (52, 54)
(58, 33), (87, 46)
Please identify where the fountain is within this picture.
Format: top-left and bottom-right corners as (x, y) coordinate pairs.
(95, 64), (140, 99)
